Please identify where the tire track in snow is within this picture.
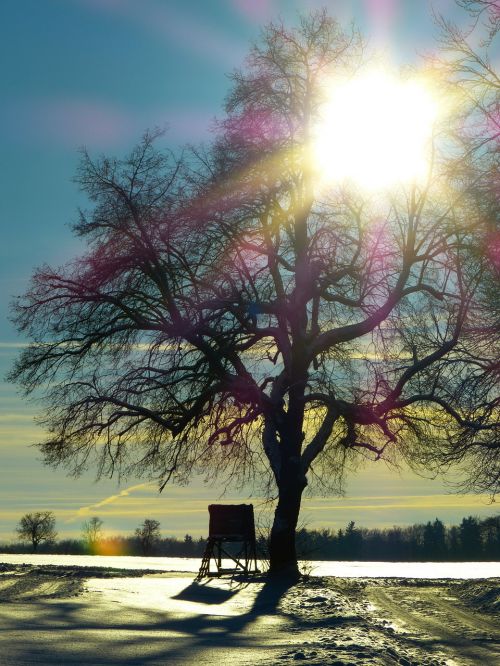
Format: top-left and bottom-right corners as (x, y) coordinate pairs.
(367, 585), (500, 666)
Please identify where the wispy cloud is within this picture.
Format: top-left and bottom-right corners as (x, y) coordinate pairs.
(77, 0), (246, 66)
(0, 425), (42, 442)
(1, 98), (138, 149)
(304, 493), (496, 511)
(1, 96), (214, 153)
(1, 489), (497, 541)
(0, 414), (37, 423)
(0, 341), (29, 349)
(70, 482), (156, 522)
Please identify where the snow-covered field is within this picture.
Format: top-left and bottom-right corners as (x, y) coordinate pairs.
(0, 555), (498, 665)
(1, 553), (499, 578)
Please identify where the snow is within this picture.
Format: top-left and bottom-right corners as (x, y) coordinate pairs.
(0, 553), (499, 578)
(0, 555), (498, 664)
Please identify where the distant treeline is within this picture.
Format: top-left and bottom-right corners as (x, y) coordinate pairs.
(0, 533), (207, 558)
(1, 515), (498, 561)
(294, 516), (500, 562)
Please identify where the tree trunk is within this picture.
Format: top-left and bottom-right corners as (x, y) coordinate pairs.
(268, 465), (306, 576)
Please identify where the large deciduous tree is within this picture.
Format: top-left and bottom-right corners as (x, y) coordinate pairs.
(10, 12), (498, 575)
(17, 511), (57, 552)
(423, 0), (500, 494)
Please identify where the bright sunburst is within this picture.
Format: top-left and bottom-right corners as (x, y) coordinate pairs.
(313, 69), (438, 190)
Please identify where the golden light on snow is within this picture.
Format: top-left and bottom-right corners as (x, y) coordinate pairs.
(312, 69), (438, 190)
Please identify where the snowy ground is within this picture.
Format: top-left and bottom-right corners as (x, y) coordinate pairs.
(1, 553), (499, 578)
(0, 559), (498, 665)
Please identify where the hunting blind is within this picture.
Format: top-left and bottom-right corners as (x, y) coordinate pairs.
(197, 504), (259, 578)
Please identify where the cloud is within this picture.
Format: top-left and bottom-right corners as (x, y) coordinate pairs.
(77, 0), (246, 66)
(71, 482), (157, 521)
(0, 342), (30, 349)
(1, 487), (498, 541)
(0, 425), (42, 442)
(304, 493), (495, 512)
(0, 414), (37, 426)
(1, 95), (216, 152)
(0, 96), (140, 149)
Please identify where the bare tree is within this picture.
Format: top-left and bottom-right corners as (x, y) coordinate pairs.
(82, 516), (103, 554)
(135, 519), (161, 556)
(457, 1), (499, 39)
(425, 0), (500, 494)
(17, 512), (57, 552)
(433, 0), (499, 153)
(10, 12), (498, 575)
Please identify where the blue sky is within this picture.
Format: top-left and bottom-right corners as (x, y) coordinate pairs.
(0, 0), (497, 542)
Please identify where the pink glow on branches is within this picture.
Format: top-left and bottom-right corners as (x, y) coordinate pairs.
(362, 218), (399, 313)
(222, 106), (291, 149)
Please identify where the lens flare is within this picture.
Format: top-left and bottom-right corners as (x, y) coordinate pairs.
(312, 69), (438, 190)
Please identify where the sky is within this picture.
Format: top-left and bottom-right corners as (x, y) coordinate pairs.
(0, 0), (498, 543)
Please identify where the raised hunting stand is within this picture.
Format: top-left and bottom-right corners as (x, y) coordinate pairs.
(197, 504), (259, 579)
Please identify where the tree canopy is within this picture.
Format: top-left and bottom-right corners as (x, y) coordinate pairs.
(10, 10), (499, 573)
(82, 516), (103, 554)
(16, 511), (57, 552)
(135, 519), (161, 556)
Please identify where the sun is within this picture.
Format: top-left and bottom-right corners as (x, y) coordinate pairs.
(312, 69), (438, 190)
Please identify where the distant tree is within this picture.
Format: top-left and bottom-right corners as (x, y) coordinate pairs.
(16, 511), (57, 552)
(58, 538), (86, 555)
(9, 11), (498, 575)
(82, 516), (103, 554)
(459, 516), (483, 558)
(344, 521), (363, 559)
(134, 519), (161, 556)
(481, 515), (500, 559)
(423, 518), (447, 560)
(183, 534), (194, 556)
(385, 527), (407, 561)
(448, 525), (461, 560)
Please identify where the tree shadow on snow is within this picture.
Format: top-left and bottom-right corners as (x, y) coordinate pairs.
(2, 573), (299, 665)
